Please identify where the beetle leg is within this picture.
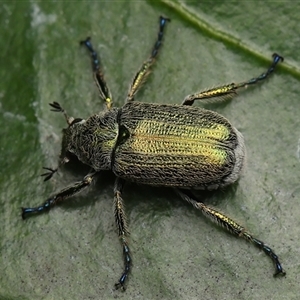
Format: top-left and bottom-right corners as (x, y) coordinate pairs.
(182, 53), (284, 106)
(175, 188), (286, 277)
(80, 37), (113, 110)
(126, 16), (170, 102)
(21, 172), (97, 219)
(113, 178), (131, 291)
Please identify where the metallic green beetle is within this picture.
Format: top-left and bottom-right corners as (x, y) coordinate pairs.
(22, 16), (285, 290)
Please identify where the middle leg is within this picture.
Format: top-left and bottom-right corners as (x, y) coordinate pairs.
(182, 53), (283, 106)
(113, 177), (131, 291)
(126, 16), (170, 102)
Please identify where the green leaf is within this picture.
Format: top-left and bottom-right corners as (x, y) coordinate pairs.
(1, 1), (298, 299)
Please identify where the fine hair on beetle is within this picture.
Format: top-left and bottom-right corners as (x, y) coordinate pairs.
(22, 16), (285, 290)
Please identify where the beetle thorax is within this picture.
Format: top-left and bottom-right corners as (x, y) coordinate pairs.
(63, 108), (119, 171)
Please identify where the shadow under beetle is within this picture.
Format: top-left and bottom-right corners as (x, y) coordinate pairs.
(22, 16), (286, 290)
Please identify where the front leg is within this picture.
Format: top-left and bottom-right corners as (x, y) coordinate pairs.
(22, 172), (97, 219)
(80, 38), (113, 110)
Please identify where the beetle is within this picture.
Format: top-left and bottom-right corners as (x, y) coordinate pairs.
(22, 16), (285, 290)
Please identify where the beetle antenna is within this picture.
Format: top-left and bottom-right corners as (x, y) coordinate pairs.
(49, 101), (74, 125)
(41, 157), (70, 182)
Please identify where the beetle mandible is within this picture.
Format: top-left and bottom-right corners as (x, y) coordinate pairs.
(22, 16), (285, 290)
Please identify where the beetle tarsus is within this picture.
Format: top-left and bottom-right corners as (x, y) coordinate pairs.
(251, 237), (286, 277)
(21, 203), (51, 220)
